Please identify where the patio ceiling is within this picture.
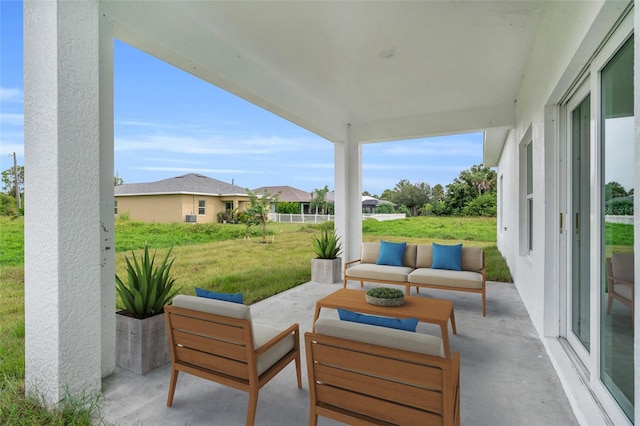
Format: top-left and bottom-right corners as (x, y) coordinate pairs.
(102, 1), (547, 160)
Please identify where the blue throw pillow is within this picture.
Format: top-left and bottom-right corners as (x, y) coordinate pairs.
(195, 287), (244, 304)
(376, 240), (407, 266)
(337, 308), (418, 332)
(431, 243), (462, 271)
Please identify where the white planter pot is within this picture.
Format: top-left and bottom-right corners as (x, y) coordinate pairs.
(116, 311), (171, 374)
(311, 258), (342, 284)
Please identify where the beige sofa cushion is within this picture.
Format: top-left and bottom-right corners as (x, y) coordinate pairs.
(461, 246), (483, 273)
(345, 264), (414, 283)
(408, 268), (483, 289)
(360, 241), (417, 268)
(314, 318), (444, 357)
(415, 244), (433, 268)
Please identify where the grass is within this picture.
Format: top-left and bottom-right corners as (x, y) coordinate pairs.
(1, 214), (511, 423)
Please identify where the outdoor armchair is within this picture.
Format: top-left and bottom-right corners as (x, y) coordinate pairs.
(164, 295), (302, 426)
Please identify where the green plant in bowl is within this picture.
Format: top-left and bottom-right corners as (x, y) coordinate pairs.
(366, 287), (404, 299)
(312, 229), (343, 259)
(116, 244), (181, 319)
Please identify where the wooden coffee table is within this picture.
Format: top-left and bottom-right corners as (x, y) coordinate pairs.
(312, 288), (457, 358)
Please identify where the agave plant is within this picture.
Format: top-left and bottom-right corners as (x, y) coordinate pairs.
(115, 244), (181, 319)
(312, 229), (343, 259)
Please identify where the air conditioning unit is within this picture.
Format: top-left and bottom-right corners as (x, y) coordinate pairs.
(185, 215), (197, 223)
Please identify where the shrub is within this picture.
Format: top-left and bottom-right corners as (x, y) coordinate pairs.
(0, 193), (17, 216)
(276, 201), (300, 214)
(462, 192), (497, 217)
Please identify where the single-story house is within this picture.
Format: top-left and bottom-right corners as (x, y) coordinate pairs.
(253, 185), (312, 214)
(23, 2), (638, 425)
(114, 173), (251, 223)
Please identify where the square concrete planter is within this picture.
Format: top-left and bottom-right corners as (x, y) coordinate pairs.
(311, 258), (342, 284)
(116, 311), (171, 374)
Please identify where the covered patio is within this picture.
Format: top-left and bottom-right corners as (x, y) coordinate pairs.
(99, 281), (577, 425)
(23, 1), (638, 424)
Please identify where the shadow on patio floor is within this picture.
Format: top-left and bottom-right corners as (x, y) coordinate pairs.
(99, 281), (577, 426)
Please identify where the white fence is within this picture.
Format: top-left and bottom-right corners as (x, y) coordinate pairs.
(269, 213), (406, 223)
(605, 215), (634, 225)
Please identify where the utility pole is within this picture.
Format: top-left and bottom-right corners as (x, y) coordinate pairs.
(13, 152), (21, 210)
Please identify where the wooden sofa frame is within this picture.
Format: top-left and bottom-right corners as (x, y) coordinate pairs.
(305, 330), (460, 426)
(164, 304), (302, 426)
(344, 248), (486, 316)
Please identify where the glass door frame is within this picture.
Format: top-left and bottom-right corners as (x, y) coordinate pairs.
(562, 79), (593, 370)
(558, 10), (634, 425)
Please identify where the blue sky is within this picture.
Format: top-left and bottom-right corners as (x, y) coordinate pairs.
(0, 1), (484, 196)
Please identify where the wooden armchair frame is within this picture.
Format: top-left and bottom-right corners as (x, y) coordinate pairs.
(305, 330), (460, 426)
(165, 304), (302, 426)
(606, 254), (634, 323)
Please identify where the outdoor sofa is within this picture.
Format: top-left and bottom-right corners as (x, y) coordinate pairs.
(343, 241), (486, 316)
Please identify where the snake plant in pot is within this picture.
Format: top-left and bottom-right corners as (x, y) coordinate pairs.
(115, 244), (181, 374)
(311, 229), (343, 284)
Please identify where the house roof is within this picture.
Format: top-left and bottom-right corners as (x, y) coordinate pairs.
(253, 186), (312, 203)
(114, 173), (249, 197)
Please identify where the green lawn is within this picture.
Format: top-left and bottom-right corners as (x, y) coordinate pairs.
(0, 215), (510, 424)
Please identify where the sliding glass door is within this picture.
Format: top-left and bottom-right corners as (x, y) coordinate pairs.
(600, 36), (634, 421)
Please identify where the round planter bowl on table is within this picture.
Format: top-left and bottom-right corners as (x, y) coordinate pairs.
(365, 294), (405, 307)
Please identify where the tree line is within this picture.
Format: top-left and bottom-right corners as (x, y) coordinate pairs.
(2, 164), (497, 217)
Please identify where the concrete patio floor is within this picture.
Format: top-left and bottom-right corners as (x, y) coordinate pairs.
(99, 281), (578, 425)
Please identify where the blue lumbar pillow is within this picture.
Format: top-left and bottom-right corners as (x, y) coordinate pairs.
(431, 243), (462, 271)
(337, 308), (418, 332)
(376, 240), (407, 266)
(195, 287), (244, 304)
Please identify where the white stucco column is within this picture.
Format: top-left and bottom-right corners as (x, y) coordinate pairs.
(24, 0), (105, 403)
(99, 10), (116, 378)
(334, 125), (362, 263)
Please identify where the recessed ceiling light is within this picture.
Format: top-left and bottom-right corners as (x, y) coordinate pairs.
(378, 49), (395, 59)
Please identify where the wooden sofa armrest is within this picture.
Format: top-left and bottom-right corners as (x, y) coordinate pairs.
(344, 258), (362, 268)
(255, 323), (300, 356)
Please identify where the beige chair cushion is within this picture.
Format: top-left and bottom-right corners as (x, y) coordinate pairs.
(172, 294), (252, 321)
(612, 253), (635, 284)
(314, 318), (444, 357)
(253, 324), (295, 376)
(408, 268), (483, 289)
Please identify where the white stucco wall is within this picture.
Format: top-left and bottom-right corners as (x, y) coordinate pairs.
(497, 0), (622, 335)
(497, 1), (636, 424)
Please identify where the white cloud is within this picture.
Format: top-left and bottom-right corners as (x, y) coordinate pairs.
(0, 87), (23, 103)
(115, 132), (322, 156)
(282, 162), (334, 169)
(0, 142), (24, 157)
(134, 166), (255, 174)
(0, 113), (24, 126)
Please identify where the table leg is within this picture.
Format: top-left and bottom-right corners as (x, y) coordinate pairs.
(312, 304), (321, 332)
(440, 323), (451, 359)
(450, 309), (457, 335)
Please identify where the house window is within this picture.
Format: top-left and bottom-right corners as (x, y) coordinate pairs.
(114, 200), (118, 215)
(526, 141), (533, 252)
(198, 200), (206, 215)
(225, 201), (234, 212)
